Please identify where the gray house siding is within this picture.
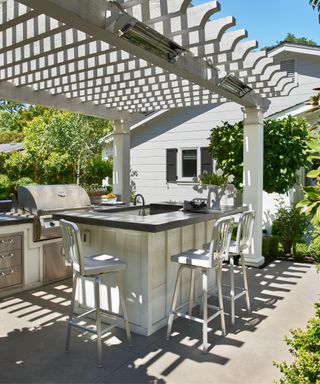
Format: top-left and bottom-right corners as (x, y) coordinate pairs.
(129, 45), (320, 231)
(131, 103), (243, 203)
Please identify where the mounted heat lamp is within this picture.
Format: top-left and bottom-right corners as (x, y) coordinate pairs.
(218, 74), (252, 98)
(105, 9), (187, 63)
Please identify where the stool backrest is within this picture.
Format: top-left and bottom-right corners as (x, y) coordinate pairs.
(209, 216), (234, 267)
(60, 219), (84, 274)
(235, 210), (255, 254)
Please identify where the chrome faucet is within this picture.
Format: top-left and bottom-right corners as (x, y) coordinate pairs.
(133, 194), (146, 216)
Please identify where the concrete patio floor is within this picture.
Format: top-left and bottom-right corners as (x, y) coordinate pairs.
(0, 260), (319, 384)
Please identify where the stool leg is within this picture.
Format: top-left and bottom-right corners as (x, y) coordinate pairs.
(167, 265), (183, 340)
(216, 265), (226, 336)
(230, 255), (235, 325)
(65, 272), (78, 353)
(116, 273), (133, 347)
(241, 254), (251, 313)
(202, 269), (208, 353)
(94, 276), (103, 368)
(188, 268), (195, 318)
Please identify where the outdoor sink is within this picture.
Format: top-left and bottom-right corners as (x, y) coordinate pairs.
(94, 202), (183, 217)
(113, 207), (151, 217)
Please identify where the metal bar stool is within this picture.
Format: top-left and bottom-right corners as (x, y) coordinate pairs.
(166, 216), (234, 353)
(60, 219), (132, 367)
(224, 210), (255, 325)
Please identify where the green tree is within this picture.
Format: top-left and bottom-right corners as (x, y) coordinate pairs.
(18, 108), (112, 184)
(4, 151), (34, 181)
(0, 110), (19, 133)
(284, 32), (317, 46)
(0, 99), (26, 113)
(0, 131), (24, 143)
(208, 116), (309, 194)
(310, 0), (320, 21)
(0, 104), (113, 186)
(38, 112), (112, 183)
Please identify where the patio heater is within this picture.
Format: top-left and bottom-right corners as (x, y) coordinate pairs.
(218, 74), (252, 98)
(105, 4), (224, 87)
(105, 11), (187, 63)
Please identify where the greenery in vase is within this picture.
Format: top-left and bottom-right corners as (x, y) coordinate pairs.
(198, 169), (233, 187)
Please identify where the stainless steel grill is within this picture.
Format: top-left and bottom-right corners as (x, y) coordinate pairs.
(14, 184), (92, 241)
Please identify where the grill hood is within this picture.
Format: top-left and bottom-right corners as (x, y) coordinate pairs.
(16, 184), (91, 215)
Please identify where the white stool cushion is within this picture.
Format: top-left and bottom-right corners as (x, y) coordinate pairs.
(171, 249), (212, 269)
(82, 254), (127, 276)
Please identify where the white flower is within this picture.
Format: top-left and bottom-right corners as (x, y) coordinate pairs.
(216, 168), (224, 177)
(227, 174), (234, 183)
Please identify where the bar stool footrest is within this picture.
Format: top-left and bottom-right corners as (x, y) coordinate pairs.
(221, 283), (247, 300)
(172, 306), (223, 324)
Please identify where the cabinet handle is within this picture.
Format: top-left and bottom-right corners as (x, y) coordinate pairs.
(0, 239), (14, 244)
(0, 253), (14, 260)
(0, 269), (14, 276)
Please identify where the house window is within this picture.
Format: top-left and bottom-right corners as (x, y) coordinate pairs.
(166, 147), (213, 183)
(182, 149), (197, 178)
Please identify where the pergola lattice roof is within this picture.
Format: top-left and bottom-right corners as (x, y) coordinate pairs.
(0, 0), (295, 121)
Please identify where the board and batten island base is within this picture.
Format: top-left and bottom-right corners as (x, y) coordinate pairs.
(53, 205), (245, 336)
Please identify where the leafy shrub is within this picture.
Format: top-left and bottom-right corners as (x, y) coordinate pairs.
(82, 184), (111, 193)
(13, 177), (36, 187)
(308, 237), (320, 263)
(0, 131), (24, 143)
(209, 116), (309, 193)
(272, 199), (308, 255)
(4, 151), (34, 181)
(80, 156), (112, 186)
(262, 235), (282, 260)
(293, 242), (308, 261)
(274, 303), (320, 384)
(0, 152), (9, 173)
(0, 174), (11, 199)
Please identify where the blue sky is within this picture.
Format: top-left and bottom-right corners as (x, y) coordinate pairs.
(193, 0), (319, 48)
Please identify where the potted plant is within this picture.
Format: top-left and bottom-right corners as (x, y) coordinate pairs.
(198, 169), (234, 209)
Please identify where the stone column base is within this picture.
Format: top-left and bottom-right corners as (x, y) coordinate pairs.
(244, 254), (265, 268)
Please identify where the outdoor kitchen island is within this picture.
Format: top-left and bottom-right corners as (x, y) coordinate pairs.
(53, 205), (245, 336)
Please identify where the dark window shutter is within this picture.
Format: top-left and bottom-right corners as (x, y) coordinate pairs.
(166, 148), (177, 182)
(280, 59), (295, 78)
(200, 147), (213, 174)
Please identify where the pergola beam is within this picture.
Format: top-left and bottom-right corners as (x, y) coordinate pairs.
(0, 80), (140, 121)
(17, 0), (269, 109)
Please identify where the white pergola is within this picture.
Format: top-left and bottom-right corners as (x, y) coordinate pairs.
(0, 0), (295, 266)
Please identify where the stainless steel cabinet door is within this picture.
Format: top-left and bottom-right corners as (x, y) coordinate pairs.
(43, 242), (73, 284)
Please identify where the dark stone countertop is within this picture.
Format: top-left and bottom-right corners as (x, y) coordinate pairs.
(0, 212), (34, 226)
(53, 206), (245, 233)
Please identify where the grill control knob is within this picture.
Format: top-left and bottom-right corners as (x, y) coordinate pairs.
(49, 221), (56, 227)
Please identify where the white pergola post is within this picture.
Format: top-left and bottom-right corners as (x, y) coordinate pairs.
(112, 120), (131, 203)
(243, 106), (265, 267)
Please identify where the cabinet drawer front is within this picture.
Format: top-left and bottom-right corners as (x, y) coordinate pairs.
(0, 235), (22, 252)
(0, 249), (22, 269)
(0, 265), (22, 289)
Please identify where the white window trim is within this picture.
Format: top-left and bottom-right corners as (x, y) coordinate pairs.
(177, 147), (201, 182)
